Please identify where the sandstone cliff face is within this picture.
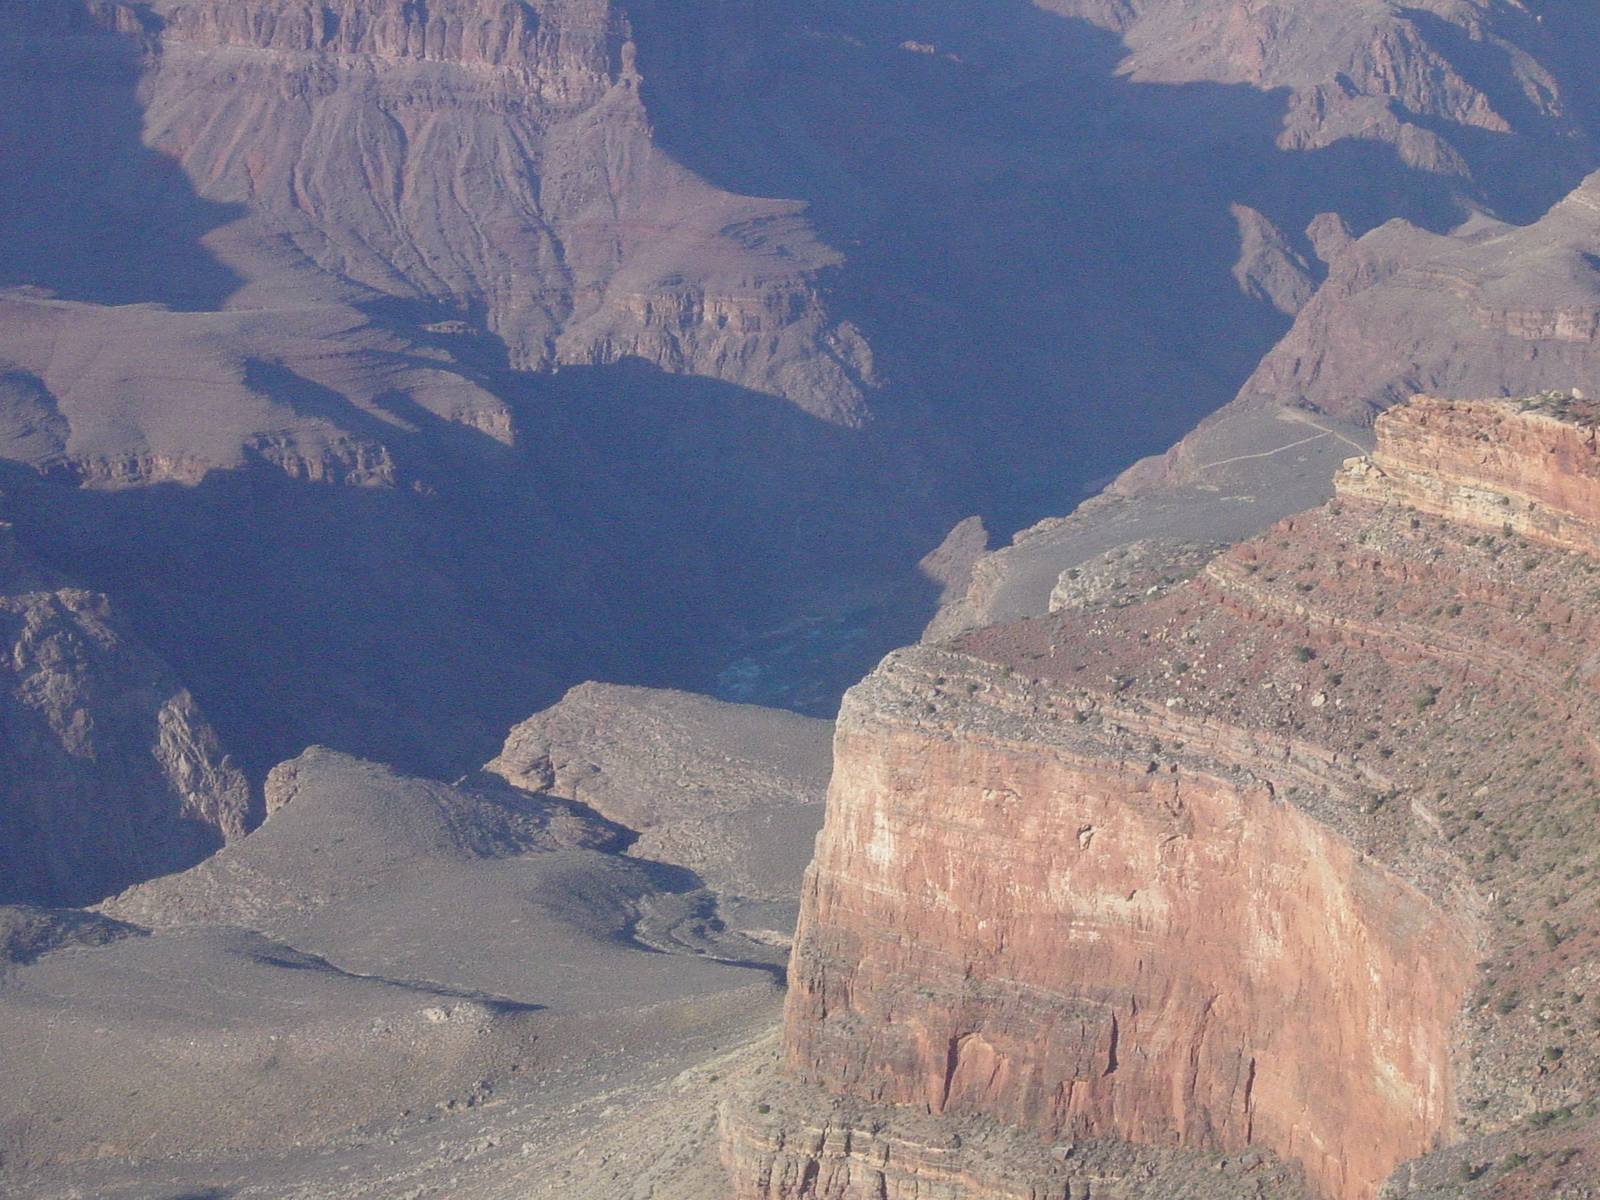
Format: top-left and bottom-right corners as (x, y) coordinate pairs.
(781, 651), (1473, 1200)
(1336, 393), (1600, 554)
(737, 394), (1600, 1200)
(0, 517), (250, 905)
(722, 1073), (1308, 1200)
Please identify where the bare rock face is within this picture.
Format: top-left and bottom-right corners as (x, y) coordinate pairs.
(0, 0), (869, 493)
(487, 683), (832, 900)
(1336, 392), (1600, 554)
(780, 650), (1473, 1200)
(722, 1074), (1311, 1200)
(1238, 176), (1600, 425)
(1045, 0), (1599, 212)
(0, 516), (250, 906)
(122, 0), (866, 422)
(0, 293), (515, 487)
(732, 394), (1600, 1199)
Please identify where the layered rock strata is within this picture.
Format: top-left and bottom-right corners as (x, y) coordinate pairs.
(1336, 392), (1600, 554)
(780, 650), (1472, 1200)
(138, 0), (868, 421)
(722, 1073), (1308, 1200)
(736, 394), (1600, 1200)
(1232, 177), (1600, 427)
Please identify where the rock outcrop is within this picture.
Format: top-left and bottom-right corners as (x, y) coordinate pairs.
(47, 0), (867, 425)
(1336, 392), (1600, 555)
(487, 682), (832, 902)
(723, 1074), (1309, 1200)
(778, 650), (1473, 1200)
(0, 903), (145, 966)
(1045, 0), (1600, 214)
(0, 514), (250, 906)
(731, 394), (1600, 1200)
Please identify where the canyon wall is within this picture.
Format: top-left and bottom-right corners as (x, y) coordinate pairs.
(729, 392), (1600, 1200)
(1337, 393), (1600, 554)
(776, 651), (1473, 1200)
(139, 0), (872, 424)
(0, 515), (250, 905)
(1230, 178), (1600, 427)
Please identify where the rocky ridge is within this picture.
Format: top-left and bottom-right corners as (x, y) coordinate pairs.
(145, 0), (869, 422)
(729, 394), (1600, 1200)
(0, 511), (250, 906)
(1229, 176), (1600, 428)
(1337, 392), (1600, 554)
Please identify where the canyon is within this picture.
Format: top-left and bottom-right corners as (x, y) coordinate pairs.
(7, 2), (1600, 1199)
(7, 0), (1600, 813)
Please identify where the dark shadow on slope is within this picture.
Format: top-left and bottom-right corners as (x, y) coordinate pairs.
(616, 859), (789, 983)
(1526, 1), (1600, 148)
(242, 942), (546, 1014)
(0, 903), (147, 966)
(1, 358), (950, 781)
(624, 0), (1530, 536)
(1397, 7), (1599, 225)
(0, 2), (242, 308)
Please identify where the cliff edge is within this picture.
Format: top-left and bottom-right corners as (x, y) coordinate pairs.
(728, 393), (1600, 1199)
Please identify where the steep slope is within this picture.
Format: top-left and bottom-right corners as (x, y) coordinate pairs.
(0, 510), (249, 906)
(0, 0), (935, 789)
(1, 0), (869, 423)
(1236, 175), (1600, 424)
(635, 0), (1600, 518)
(8, 0), (1600, 893)
(6, 0), (1600, 780)
(1, 685), (848, 1198)
(1046, 0), (1600, 220)
(729, 393), (1600, 1200)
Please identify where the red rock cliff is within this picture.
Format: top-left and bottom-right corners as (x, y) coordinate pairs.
(777, 650), (1473, 1200)
(731, 392), (1600, 1200)
(1337, 393), (1600, 554)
